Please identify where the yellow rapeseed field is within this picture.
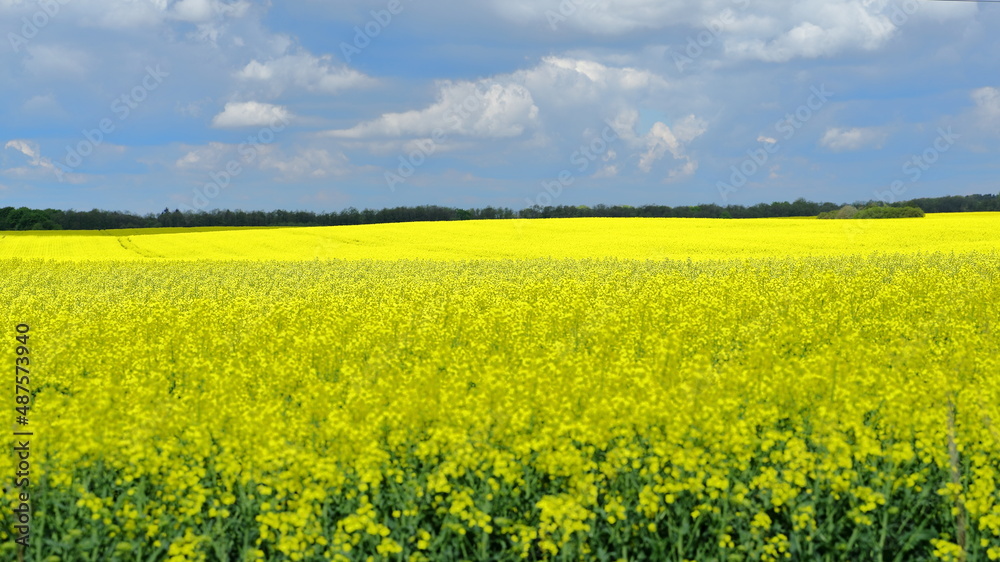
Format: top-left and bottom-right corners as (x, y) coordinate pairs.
(2, 213), (999, 261)
(2, 214), (999, 561)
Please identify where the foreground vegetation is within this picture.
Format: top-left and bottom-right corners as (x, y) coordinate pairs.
(2, 217), (999, 561)
(818, 206), (925, 219)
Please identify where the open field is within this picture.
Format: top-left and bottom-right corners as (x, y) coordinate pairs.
(2, 213), (1000, 261)
(2, 215), (999, 561)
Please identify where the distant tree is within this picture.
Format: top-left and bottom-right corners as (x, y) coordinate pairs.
(0, 193), (993, 231)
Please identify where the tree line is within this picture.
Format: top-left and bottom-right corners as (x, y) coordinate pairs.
(1, 193), (997, 231)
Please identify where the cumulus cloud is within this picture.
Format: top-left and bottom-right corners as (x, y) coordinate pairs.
(211, 101), (292, 128)
(492, 1), (693, 34)
(257, 146), (351, 179)
(971, 87), (1000, 122)
(326, 81), (540, 139)
(22, 93), (63, 114)
(23, 44), (92, 77)
(2, 139), (85, 183)
(174, 141), (353, 180)
(326, 55), (704, 178)
(723, 1), (897, 62)
(171, 0), (239, 23)
(961, 87), (1000, 142)
(592, 164), (618, 178)
(603, 108), (705, 178)
(236, 52), (374, 97)
(45, 0), (252, 29)
(175, 141), (231, 169)
(326, 56), (669, 142)
(4, 139), (57, 172)
(524, 57), (667, 93)
(515, 56), (669, 110)
(492, 0), (974, 62)
(5, 139), (44, 162)
(819, 126), (888, 151)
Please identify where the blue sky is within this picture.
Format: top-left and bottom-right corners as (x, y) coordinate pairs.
(1, 0), (998, 214)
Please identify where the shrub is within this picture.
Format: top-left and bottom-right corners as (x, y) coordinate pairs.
(818, 205), (924, 219)
(855, 206), (925, 219)
(836, 205), (859, 219)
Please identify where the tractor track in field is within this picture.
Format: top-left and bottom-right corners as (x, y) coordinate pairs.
(116, 236), (165, 258)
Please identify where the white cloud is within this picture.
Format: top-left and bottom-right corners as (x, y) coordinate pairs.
(492, 1), (689, 35)
(211, 101), (292, 128)
(172, 0), (223, 23)
(2, 139), (86, 183)
(819, 126), (888, 151)
(530, 57), (665, 91)
(174, 141), (353, 180)
(607, 109), (706, 177)
(175, 98), (213, 118)
(257, 146), (351, 179)
(237, 53), (374, 97)
(640, 122), (683, 172)
(326, 55), (704, 178)
(4, 139), (60, 173)
(724, 2), (897, 62)
(58, 0), (252, 29)
(517, 56), (669, 108)
(5, 140), (42, 162)
(22, 93), (63, 115)
(515, 57), (698, 174)
(23, 44), (92, 77)
(326, 56), (669, 142)
(971, 87), (1000, 122)
(593, 164), (618, 178)
(175, 141), (231, 169)
(492, 0), (974, 62)
(326, 80), (540, 139)
(963, 87), (1000, 141)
